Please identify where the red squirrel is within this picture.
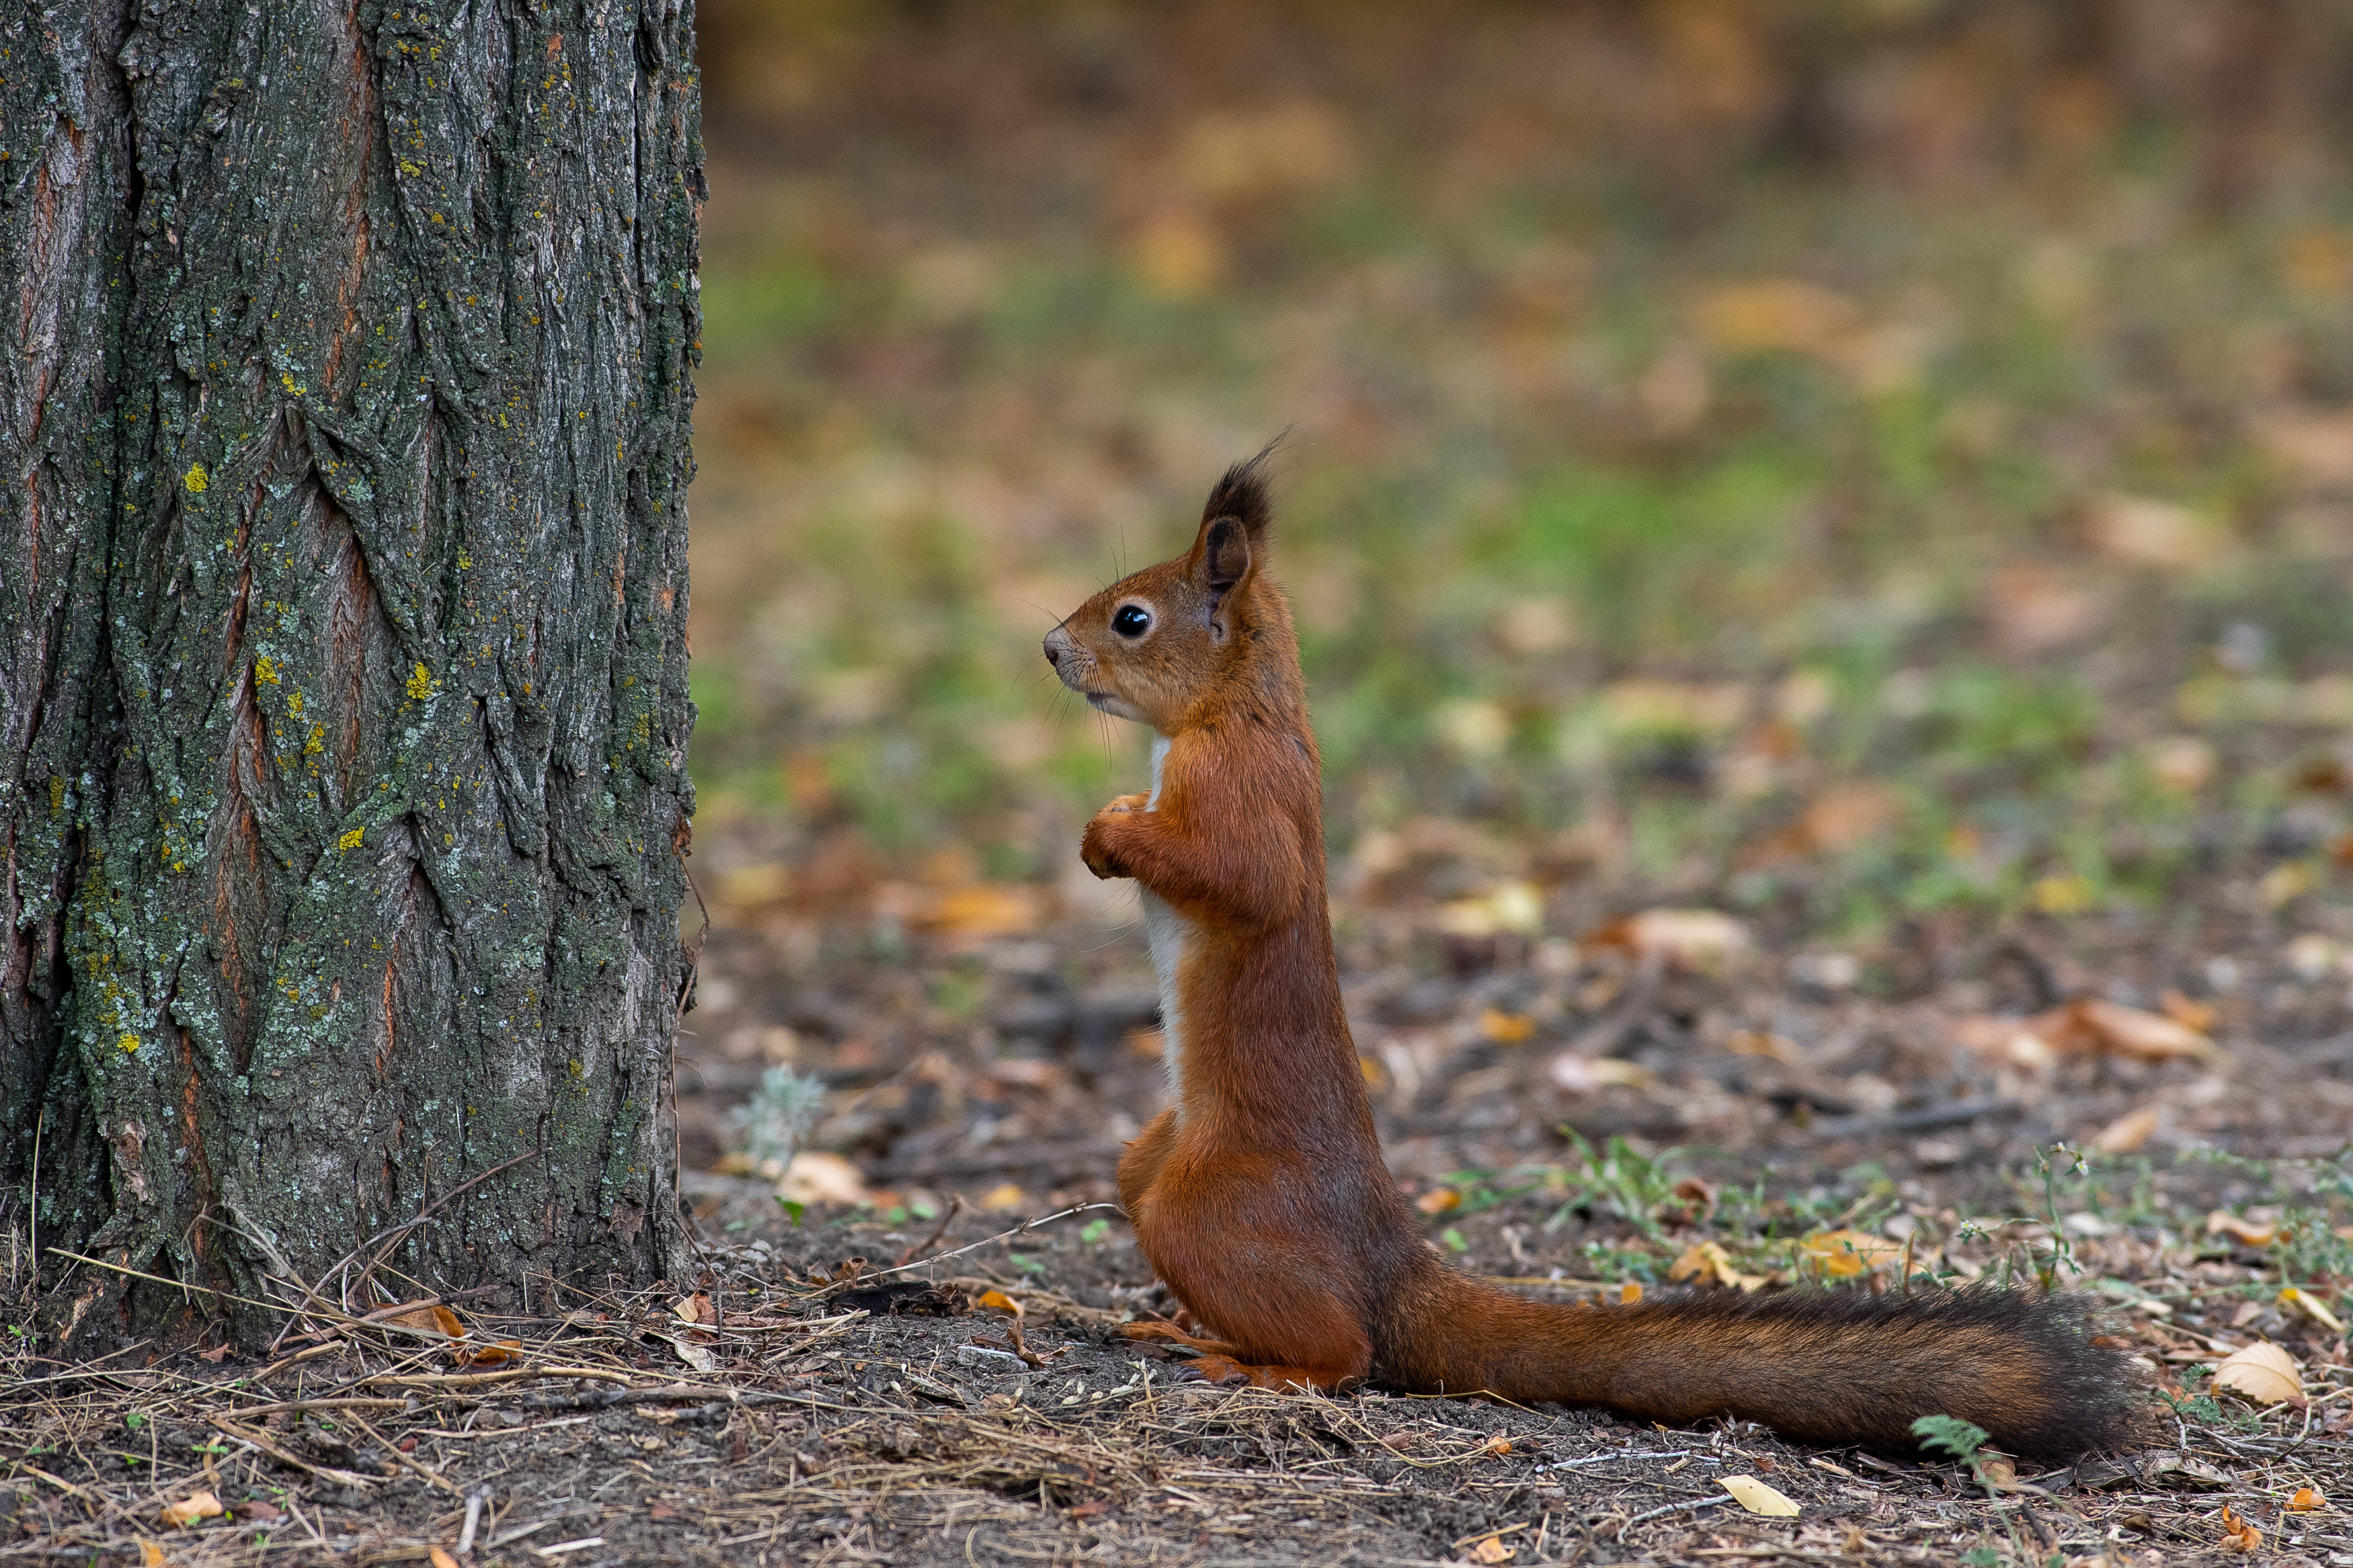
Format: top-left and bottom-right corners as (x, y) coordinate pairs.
(1043, 452), (2127, 1459)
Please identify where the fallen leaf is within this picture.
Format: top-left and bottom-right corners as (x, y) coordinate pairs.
(776, 1151), (868, 1206)
(2258, 406), (2353, 487)
(2040, 999), (2223, 1065)
(1546, 1053), (1654, 1094)
(1798, 1229), (1904, 1280)
(1466, 1534), (1515, 1563)
(1438, 882), (1545, 939)
(458, 1338), (521, 1367)
(1416, 1188), (1462, 1214)
(2091, 1104), (2161, 1154)
(651, 1332), (715, 1374)
(671, 1292), (715, 1326)
(1695, 279), (1857, 358)
(196, 1344), (231, 1364)
(1747, 783), (1901, 863)
(2144, 737), (2217, 793)
(2258, 861), (2315, 909)
(2218, 1503), (2263, 1553)
(1484, 1436), (1513, 1456)
(2158, 990), (2216, 1032)
(1618, 1282), (1642, 1305)
(430, 1549), (461, 1568)
(1724, 1030), (1804, 1064)
(374, 1301), (467, 1340)
(2212, 1341), (2302, 1406)
(2088, 494), (2222, 571)
(975, 1289), (1025, 1319)
(235, 1500), (282, 1522)
(2289, 1485), (2326, 1512)
(1669, 1239), (1771, 1292)
(161, 1491), (224, 1529)
(2206, 1210), (2280, 1247)
(1973, 1450), (2021, 1492)
(978, 1182), (1027, 1212)
(1721, 1474), (1801, 1517)
(1478, 1008), (1537, 1044)
(915, 884), (1043, 939)
(1582, 909), (1751, 971)
(2280, 1287), (2346, 1333)
(138, 1543), (167, 1567)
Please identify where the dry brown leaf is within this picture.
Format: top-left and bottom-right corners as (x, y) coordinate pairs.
(979, 1182), (1027, 1212)
(161, 1491), (223, 1529)
(2087, 494), (2222, 571)
(916, 884), (1042, 938)
(1724, 1029), (1804, 1064)
(671, 1292), (715, 1326)
(430, 1549), (461, 1568)
(1695, 279), (1857, 358)
(196, 1343), (231, 1363)
(1437, 882), (1544, 939)
(455, 1338), (521, 1368)
(2212, 1341), (2302, 1406)
(1582, 909), (1751, 971)
(2218, 1503), (2263, 1553)
(1484, 1436), (1513, 1456)
(975, 1288), (1024, 1319)
(2280, 1287), (2346, 1333)
(1669, 1239), (1771, 1292)
(2288, 1486), (2326, 1512)
(1721, 1474), (1801, 1517)
(2258, 407), (2353, 488)
(2090, 1104), (2161, 1155)
(2159, 990), (2217, 1032)
(1466, 1534), (1515, 1564)
(1618, 1282), (1642, 1305)
(2206, 1210), (2280, 1247)
(777, 1151), (868, 1206)
(1416, 1187), (1462, 1214)
(1478, 1009), (1536, 1044)
(1798, 1229), (1904, 1280)
(2040, 999), (2223, 1065)
(138, 1543), (167, 1567)
(1546, 1053), (1654, 1094)
(376, 1301), (466, 1339)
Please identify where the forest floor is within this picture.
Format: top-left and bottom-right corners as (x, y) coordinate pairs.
(10, 862), (2353, 1567)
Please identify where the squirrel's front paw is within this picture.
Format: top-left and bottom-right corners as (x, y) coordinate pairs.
(1080, 818), (1129, 880)
(1099, 792), (1150, 816)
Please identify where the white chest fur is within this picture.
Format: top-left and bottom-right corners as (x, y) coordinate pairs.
(1140, 735), (1193, 1110)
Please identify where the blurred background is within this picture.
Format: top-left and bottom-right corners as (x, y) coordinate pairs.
(676, 0), (2353, 1228)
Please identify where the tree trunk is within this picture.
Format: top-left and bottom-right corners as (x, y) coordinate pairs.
(1, 0), (703, 1349)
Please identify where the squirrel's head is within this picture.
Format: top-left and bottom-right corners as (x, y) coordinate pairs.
(1043, 451), (1284, 733)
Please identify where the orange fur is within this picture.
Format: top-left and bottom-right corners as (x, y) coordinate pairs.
(1043, 453), (2128, 1459)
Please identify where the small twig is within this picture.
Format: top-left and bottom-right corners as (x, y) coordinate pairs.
(896, 1194), (965, 1267)
(1618, 1493), (1732, 1541)
(346, 1408), (462, 1493)
(458, 1486), (490, 1555)
(47, 1249), (290, 1315)
(206, 1415), (378, 1489)
(867, 1202), (1121, 1280)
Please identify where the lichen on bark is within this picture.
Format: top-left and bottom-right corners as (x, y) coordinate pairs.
(1, 0), (705, 1347)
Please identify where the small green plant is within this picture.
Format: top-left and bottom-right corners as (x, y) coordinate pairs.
(1440, 1227), (1468, 1253)
(731, 1065), (828, 1173)
(1546, 1132), (1687, 1237)
(1913, 1413), (1999, 1495)
(1079, 1219), (1111, 1245)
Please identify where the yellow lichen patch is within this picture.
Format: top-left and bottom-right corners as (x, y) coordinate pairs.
(118, 1034), (140, 1054)
(253, 656), (279, 685)
(184, 463), (208, 493)
(337, 828), (364, 851)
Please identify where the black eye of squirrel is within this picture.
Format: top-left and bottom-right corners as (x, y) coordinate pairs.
(1113, 605), (1151, 636)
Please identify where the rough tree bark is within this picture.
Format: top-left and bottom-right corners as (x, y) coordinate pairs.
(1, 0), (703, 1348)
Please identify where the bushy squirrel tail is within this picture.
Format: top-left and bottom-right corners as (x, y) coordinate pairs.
(1384, 1274), (2130, 1460)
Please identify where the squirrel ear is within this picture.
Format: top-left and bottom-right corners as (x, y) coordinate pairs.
(1195, 515), (1252, 602)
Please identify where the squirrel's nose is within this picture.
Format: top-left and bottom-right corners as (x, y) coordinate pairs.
(1043, 626), (1068, 667)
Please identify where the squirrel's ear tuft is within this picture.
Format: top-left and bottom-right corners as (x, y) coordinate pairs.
(1199, 436), (1283, 548)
